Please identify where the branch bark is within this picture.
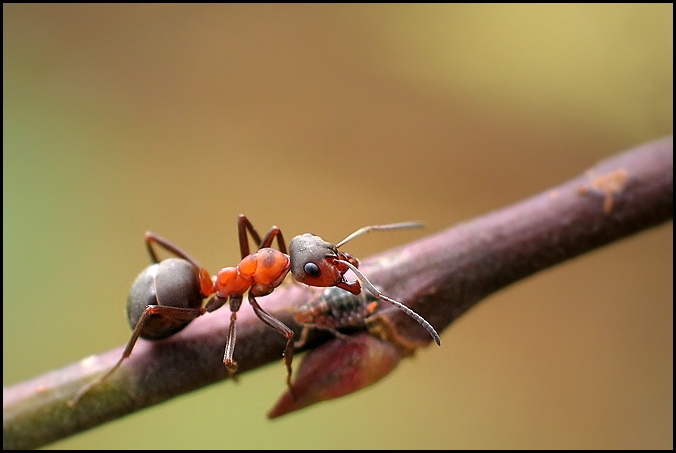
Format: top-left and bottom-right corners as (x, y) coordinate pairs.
(3, 136), (672, 449)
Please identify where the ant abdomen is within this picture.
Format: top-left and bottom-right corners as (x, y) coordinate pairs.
(127, 258), (203, 340)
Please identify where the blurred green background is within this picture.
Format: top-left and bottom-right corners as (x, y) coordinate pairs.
(3, 4), (672, 449)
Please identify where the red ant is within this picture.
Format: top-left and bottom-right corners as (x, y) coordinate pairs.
(69, 215), (439, 406)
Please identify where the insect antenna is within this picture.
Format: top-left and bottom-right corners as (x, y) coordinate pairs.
(335, 222), (424, 249)
(338, 260), (441, 346)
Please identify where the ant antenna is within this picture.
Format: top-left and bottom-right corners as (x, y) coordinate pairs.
(335, 222), (424, 249)
(338, 259), (441, 346)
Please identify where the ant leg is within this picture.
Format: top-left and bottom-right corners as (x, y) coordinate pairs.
(222, 295), (243, 376)
(238, 214), (287, 254)
(224, 313), (238, 375)
(68, 305), (204, 407)
(145, 232), (203, 268)
(258, 227), (287, 254)
(145, 232), (214, 298)
(335, 221), (424, 248)
(237, 214), (263, 259)
(248, 293), (296, 396)
(204, 294), (227, 313)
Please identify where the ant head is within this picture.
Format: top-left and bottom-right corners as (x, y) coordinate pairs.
(288, 233), (347, 288)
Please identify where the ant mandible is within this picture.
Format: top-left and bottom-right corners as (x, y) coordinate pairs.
(69, 215), (439, 406)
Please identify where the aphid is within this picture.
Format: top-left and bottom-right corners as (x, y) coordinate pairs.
(294, 287), (379, 348)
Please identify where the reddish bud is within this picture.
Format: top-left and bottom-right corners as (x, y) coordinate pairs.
(267, 333), (402, 418)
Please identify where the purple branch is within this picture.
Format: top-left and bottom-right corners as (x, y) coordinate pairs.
(3, 136), (672, 449)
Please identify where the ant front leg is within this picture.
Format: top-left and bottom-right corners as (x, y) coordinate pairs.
(237, 214), (287, 255)
(248, 293), (296, 397)
(259, 226), (287, 253)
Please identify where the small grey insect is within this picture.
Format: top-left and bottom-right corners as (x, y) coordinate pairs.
(293, 286), (380, 348)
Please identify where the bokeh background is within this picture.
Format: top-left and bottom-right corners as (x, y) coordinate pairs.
(3, 4), (672, 449)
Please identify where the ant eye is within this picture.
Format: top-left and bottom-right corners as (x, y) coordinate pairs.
(303, 262), (321, 278)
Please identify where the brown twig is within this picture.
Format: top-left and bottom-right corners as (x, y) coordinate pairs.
(3, 136), (672, 449)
